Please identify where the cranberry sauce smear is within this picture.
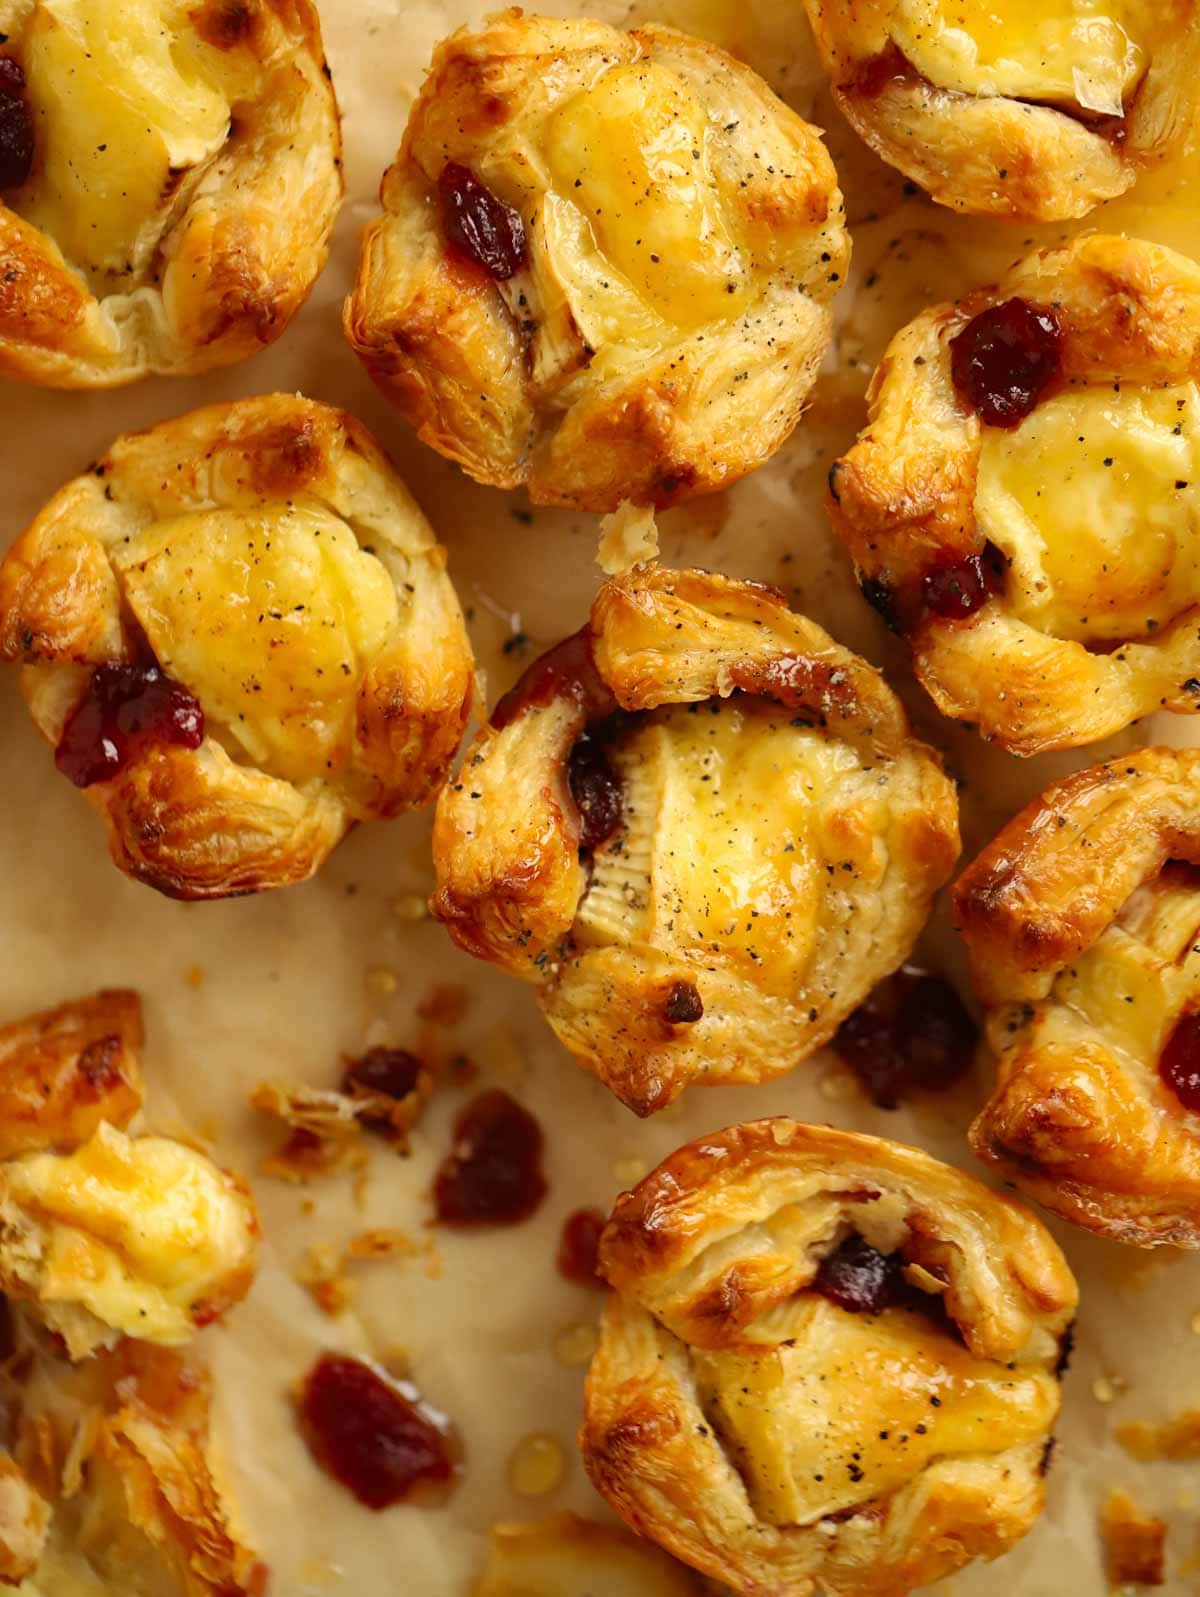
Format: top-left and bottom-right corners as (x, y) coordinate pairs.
(556, 1207), (606, 1287)
(950, 298), (1063, 429)
(0, 58), (33, 191)
(342, 1046), (423, 1102)
(1160, 1012), (1200, 1112)
(299, 1353), (457, 1511)
(813, 1236), (908, 1315)
(438, 161), (526, 281)
(55, 662), (205, 788)
(433, 1088), (547, 1228)
(922, 542), (1006, 620)
(834, 966), (978, 1111)
(567, 736), (623, 850)
(491, 628), (616, 730)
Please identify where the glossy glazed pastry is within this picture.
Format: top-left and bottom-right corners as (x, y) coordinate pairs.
(801, 0), (1199, 220)
(0, 990), (259, 1357)
(344, 9), (850, 511)
(829, 234), (1200, 755)
(0, 395), (474, 900)
(433, 563), (959, 1115)
(959, 747), (1200, 1247)
(0, 0), (341, 386)
(581, 1120), (1077, 1597)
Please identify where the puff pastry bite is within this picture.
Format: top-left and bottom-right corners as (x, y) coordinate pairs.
(801, 0), (1199, 220)
(0, 0), (341, 386)
(432, 564), (959, 1116)
(344, 9), (850, 512)
(829, 234), (1200, 755)
(0, 990), (259, 1358)
(12, 1342), (262, 1595)
(959, 747), (1200, 1247)
(0, 394), (473, 900)
(581, 1120), (1077, 1597)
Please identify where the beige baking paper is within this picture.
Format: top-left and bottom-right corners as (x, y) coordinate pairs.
(4, 1), (1200, 1592)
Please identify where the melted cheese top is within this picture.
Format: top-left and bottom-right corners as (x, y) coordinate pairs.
(16, 0), (233, 289)
(695, 1295), (1058, 1526)
(542, 60), (749, 330)
(1046, 866), (1200, 1068)
(576, 699), (879, 997)
(114, 501), (400, 784)
(4, 1122), (254, 1345)
(975, 383), (1200, 643)
(893, 0), (1155, 115)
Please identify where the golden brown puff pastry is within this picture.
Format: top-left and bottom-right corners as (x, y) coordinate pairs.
(432, 563), (959, 1116)
(958, 746), (1200, 1247)
(0, 1455), (50, 1587)
(0, 990), (259, 1357)
(343, 9), (850, 512)
(581, 1120), (1077, 1597)
(828, 234), (1200, 756)
(0, 394), (474, 900)
(14, 1342), (262, 1595)
(0, 0), (341, 387)
(800, 0), (1200, 221)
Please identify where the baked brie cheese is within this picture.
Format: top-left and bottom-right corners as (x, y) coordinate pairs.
(829, 234), (1200, 755)
(344, 9), (850, 511)
(0, 991), (259, 1359)
(959, 747), (1200, 1247)
(801, 0), (1199, 220)
(0, 0), (342, 386)
(432, 564), (959, 1116)
(0, 394), (474, 900)
(581, 1120), (1077, 1597)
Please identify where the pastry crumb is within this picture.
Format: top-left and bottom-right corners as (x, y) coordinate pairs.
(597, 502), (659, 576)
(1116, 1409), (1200, 1462)
(1101, 1489), (1166, 1586)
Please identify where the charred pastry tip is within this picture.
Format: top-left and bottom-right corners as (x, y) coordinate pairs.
(661, 979), (704, 1025)
(1054, 1320), (1076, 1379)
(1038, 1436), (1057, 1477)
(827, 460), (843, 503)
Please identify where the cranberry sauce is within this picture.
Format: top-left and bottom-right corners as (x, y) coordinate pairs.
(438, 162), (526, 280)
(834, 967), (978, 1111)
(432, 1088), (547, 1228)
(852, 41), (912, 99)
(950, 298), (1063, 429)
(567, 736), (623, 850)
(813, 1235), (908, 1315)
(556, 1207), (606, 1287)
(492, 629), (626, 853)
(55, 661), (205, 788)
(491, 629), (616, 730)
(343, 1047), (423, 1102)
(813, 1235), (954, 1331)
(1160, 1012), (1200, 1112)
(0, 59), (33, 191)
(299, 1353), (458, 1510)
(922, 543), (1007, 620)
(661, 979), (704, 1024)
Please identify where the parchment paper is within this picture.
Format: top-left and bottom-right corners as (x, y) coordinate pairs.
(4, 2), (1200, 1591)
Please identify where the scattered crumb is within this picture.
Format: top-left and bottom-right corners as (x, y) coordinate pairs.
(818, 1063), (858, 1102)
(1101, 1489), (1166, 1586)
(185, 965), (205, 989)
(1117, 1410), (1200, 1462)
(1093, 1375), (1127, 1406)
(251, 1059), (433, 1182)
(597, 501), (659, 575)
(297, 1231), (442, 1316)
(553, 1323), (598, 1368)
(392, 894), (429, 923)
(612, 1156), (646, 1186)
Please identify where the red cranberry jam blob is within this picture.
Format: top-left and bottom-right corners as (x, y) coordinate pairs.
(433, 1088), (547, 1227)
(950, 298), (1062, 429)
(556, 1207), (606, 1287)
(1161, 1012), (1200, 1112)
(922, 543), (1006, 620)
(299, 1353), (458, 1510)
(437, 161), (526, 281)
(0, 58), (33, 191)
(55, 661), (205, 788)
(834, 967), (978, 1110)
(813, 1236), (908, 1315)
